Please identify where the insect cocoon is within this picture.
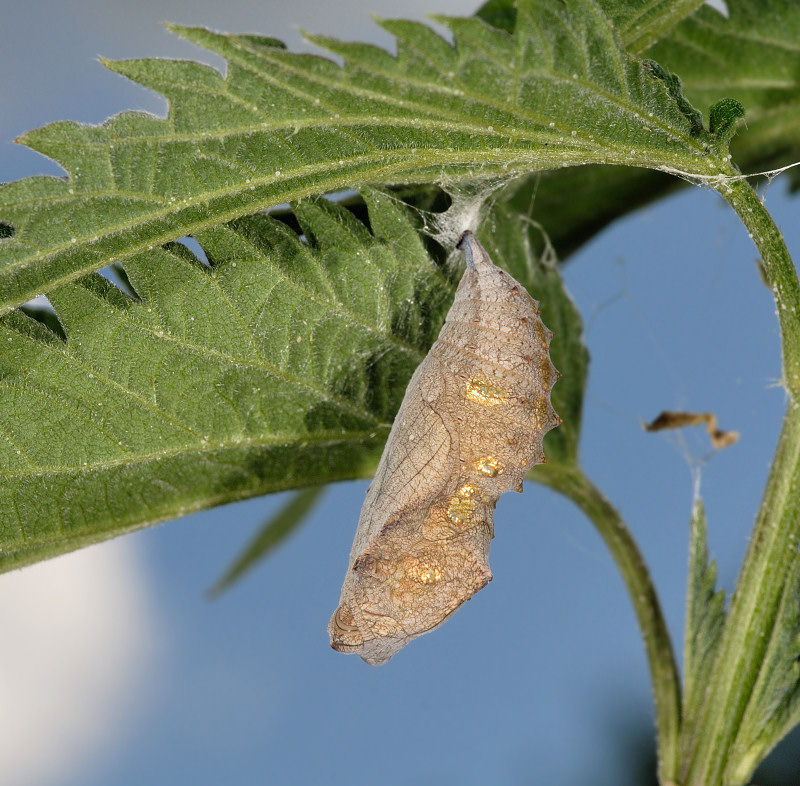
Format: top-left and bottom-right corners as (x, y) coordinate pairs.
(329, 231), (561, 665)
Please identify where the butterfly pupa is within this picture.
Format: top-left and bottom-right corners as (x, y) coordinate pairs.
(329, 230), (561, 665)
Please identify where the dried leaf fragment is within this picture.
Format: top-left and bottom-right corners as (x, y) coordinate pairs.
(328, 231), (561, 665)
(644, 410), (739, 450)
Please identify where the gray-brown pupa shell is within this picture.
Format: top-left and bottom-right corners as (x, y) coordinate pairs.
(329, 230), (561, 665)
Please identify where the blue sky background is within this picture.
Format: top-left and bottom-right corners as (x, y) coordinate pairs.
(1, 2), (799, 785)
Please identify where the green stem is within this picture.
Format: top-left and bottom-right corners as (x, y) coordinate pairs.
(684, 404), (800, 785)
(534, 464), (681, 784)
(719, 179), (800, 399)
(682, 178), (800, 785)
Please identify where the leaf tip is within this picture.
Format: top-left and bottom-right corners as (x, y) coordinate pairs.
(643, 59), (704, 136)
(709, 98), (745, 145)
(99, 57), (125, 77)
(162, 22), (208, 44)
(163, 21), (184, 35)
(427, 13), (449, 26)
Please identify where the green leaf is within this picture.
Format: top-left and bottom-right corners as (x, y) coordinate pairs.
(494, 0), (800, 265)
(600, 0), (707, 54)
(209, 485), (326, 597)
(683, 406), (800, 785)
(724, 554), (800, 784)
(0, 190), (453, 572)
(709, 97), (746, 146)
(478, 202), (587, 467)
(679, 499), (727, 773)
(0, 0), (736, 314)
(641, 59), (706, 137)
(478, 0), (708, 51)
(474, 0), (518, 34)
(649, 0), (800, 182)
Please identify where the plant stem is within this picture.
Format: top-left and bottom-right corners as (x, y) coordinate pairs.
(534, 464), (681, 784)
(717, 179), (800, 400)
(683, 178), (800, 785)
(684, 403), (800, 785)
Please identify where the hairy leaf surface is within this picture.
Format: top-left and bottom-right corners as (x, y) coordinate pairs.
(494, 0), (800, 262)
(0, 0), (737, 313)
(725, 554), (800, 784)
(0, 191), (451, 570)
(679, 499), (727, 775)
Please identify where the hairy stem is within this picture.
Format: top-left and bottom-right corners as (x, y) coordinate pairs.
(534, 464), (681, 784)
(684, 403), (800, 785)
(719, 179), (800, 399)
(683, 178), (800, 785)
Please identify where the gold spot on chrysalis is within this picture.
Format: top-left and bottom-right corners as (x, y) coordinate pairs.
(540, 354), (553, 388)
(447, 497), (473, 524)
(533, 395), (550, 429)
(465, 377), (508, 406)
(447, 485), (478, 524)
(406, 562), (443, 584)
(533, 318), (546, 345)
(476, 456), (504, 478)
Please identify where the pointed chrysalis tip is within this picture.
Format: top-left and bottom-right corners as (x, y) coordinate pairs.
(457, 230), (479, 271)
(457, 230), (494, 274)
(456, 230), (474, 250)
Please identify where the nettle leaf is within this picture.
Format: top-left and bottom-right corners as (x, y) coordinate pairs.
(0, 0), (738, 314)
(597, 0), (707, 54)
(650, 0), (800, 179)
(651, 0), (800, 129)
(0, 190), (454, 571)
(210, 485), (326, 597)
(679, 499), (727, 769)
(498, 0), (800, 263)
(477, 0), (708, 50)
(725, 554), (800, 784)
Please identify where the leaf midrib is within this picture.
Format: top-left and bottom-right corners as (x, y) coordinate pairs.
(37, 115), (603, 149)
(4, 148), (606, 311)
(0, 427), (387, 478)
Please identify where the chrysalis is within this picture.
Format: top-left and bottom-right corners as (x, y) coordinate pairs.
(329, 231), (561, 665)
